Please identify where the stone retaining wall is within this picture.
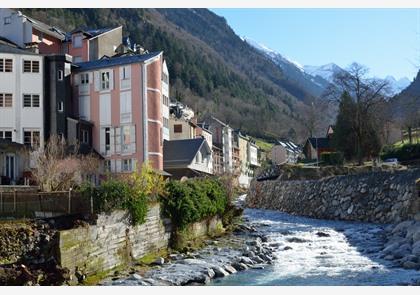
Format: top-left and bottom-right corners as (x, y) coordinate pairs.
(56, 203), (226, 278)
(57, 203), (172, 276)
(247, 169), (420, 224)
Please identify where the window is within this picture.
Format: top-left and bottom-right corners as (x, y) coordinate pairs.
(81, 73), (89, 84)
(174, 124), (182, 133)
(58, 101), (64, 112)
(101, 72), (110, 90)
(162, 72), (169, 84)
(0, 59), (13, 72)
(4, 16), (11, 25)
(23, 60), (39, 73)
(81, 130), (89, 144)
(162, 95), (169, 106)
(0, 130), (12, 141)
(122, 67), (130, 80)
(23, 130), (40, 148)
(163, 117), (169, 128)
(58, 70), (63, 81)
(72, 35), (83, 48)
(0, 93), (12, 107)
(23, 94), (40, 108)
(122, 159), (133, 172)
(122, 126), (130, 151)
(105, 127), (110, 151)
(104, 160), (111, 172)
(74, 56), (83, 63)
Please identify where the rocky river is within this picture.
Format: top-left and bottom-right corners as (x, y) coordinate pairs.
(101, 196), (420, 286)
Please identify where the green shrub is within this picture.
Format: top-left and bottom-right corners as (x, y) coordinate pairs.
(320, 152), (344, 166)
(78, 162), (166, 225)
(381, 143), (420, 162)
(161, 177), (229, 229)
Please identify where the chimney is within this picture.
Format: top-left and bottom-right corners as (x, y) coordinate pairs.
(24, 42), (39, 54)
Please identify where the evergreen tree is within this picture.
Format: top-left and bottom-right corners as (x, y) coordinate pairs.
(332, 91), (356, 160)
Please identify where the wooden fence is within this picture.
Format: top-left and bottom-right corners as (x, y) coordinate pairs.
(0, 190), (92, 219)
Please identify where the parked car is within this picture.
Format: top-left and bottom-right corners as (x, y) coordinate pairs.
(382, 158), (399, 166)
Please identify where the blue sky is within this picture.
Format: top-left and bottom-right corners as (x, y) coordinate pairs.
(212, 9), (420, 80)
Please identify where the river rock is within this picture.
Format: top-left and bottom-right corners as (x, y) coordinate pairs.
(224, 265), (237, 274)
(211, 266), (229, 278)
(316, 231), (331, 237)
(240, 257), (255, 265)
(153, 257), (165, 265)
(252, 256), (264, 264)
(287, 237), (309, 243)
(402, 261), (419, 270)
(283, 246), (293, 251)
(231, 262), (248, 271)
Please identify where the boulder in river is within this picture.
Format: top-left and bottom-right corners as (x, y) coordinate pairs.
(287, 237), (310, 243)
(224, 265), (237, 274)
(316, 231), (331, 238)
(211, 266), (229, 277)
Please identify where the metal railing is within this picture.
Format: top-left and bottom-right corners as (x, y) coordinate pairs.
(0, 190), (92, 219)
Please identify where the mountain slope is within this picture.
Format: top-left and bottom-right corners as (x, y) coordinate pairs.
(244, 37), (330, 98)
(20, 8), (322, 141)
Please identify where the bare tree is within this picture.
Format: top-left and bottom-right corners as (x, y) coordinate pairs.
(32, 135), (100, 192)
(324, 63), (391, 164)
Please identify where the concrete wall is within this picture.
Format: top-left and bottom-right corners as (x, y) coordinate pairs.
(248, 169), (420, 224)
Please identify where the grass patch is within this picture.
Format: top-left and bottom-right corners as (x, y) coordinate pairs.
(254, 137), (274, 152)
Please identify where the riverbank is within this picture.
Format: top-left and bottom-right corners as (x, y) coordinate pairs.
(100, 221), (276, 286)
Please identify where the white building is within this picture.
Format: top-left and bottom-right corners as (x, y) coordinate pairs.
(162, 60), (170, 141)
(0, 43), (44, 183)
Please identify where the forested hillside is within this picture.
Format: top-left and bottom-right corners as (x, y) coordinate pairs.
(21, 8), (319, 142)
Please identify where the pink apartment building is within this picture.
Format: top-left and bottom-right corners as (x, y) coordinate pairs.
(72, 52), (167, 173)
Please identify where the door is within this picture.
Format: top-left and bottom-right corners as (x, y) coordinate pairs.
(5, 154), (15, 181)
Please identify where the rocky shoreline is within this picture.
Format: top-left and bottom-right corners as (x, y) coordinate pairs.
(100, 220), (276, 286)
(379, 218), (420, 271)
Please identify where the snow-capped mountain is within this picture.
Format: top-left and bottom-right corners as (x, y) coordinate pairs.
(244, 37), (330, 98)
(303, 63), (346, 83)
(384, 75), (411, 95)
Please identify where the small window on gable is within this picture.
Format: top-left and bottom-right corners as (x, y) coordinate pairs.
(73, 35), (83, 48)
(174, 124), (182, 133)
(58, 101), (64, 112)
(4, 16), (11, 25)
(58, 70), (63, 81)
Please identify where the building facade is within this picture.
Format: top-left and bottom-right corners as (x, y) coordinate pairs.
(162, 60), (170, 141)
(0, 9), (65, 55)
(0, 43), (44, 183)
(72, 52), (166, 173)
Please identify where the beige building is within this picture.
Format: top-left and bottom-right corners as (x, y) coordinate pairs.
(169, 116), (197, 141)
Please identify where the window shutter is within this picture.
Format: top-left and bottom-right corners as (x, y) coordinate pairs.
(94, 71), (100, 91)
(125, 66), (131, 79)
(132, 159), (137, 172)
(115, 127), (121, 154)
(110, 127), (115, 155)
(109, 70), (114, 90)
(116, 159), (122, 173)
(110, 159), (115, 173)
(119, 66), (124, 81)
(74, 74), (80, 86)
(130, 125), (136, 153)
(88, 72), (93, 84)
(99, 128), (105, 155)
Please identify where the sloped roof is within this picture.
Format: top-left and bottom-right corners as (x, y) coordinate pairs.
(65, 27), (120, 41)
(0, 43), (39, 55)
(25, 15), (66, 40)
(307, 137), (331, 149)
(163, 138), (209, 168)
(276, 139), (301, 153)
(73, 51), (162, 71)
